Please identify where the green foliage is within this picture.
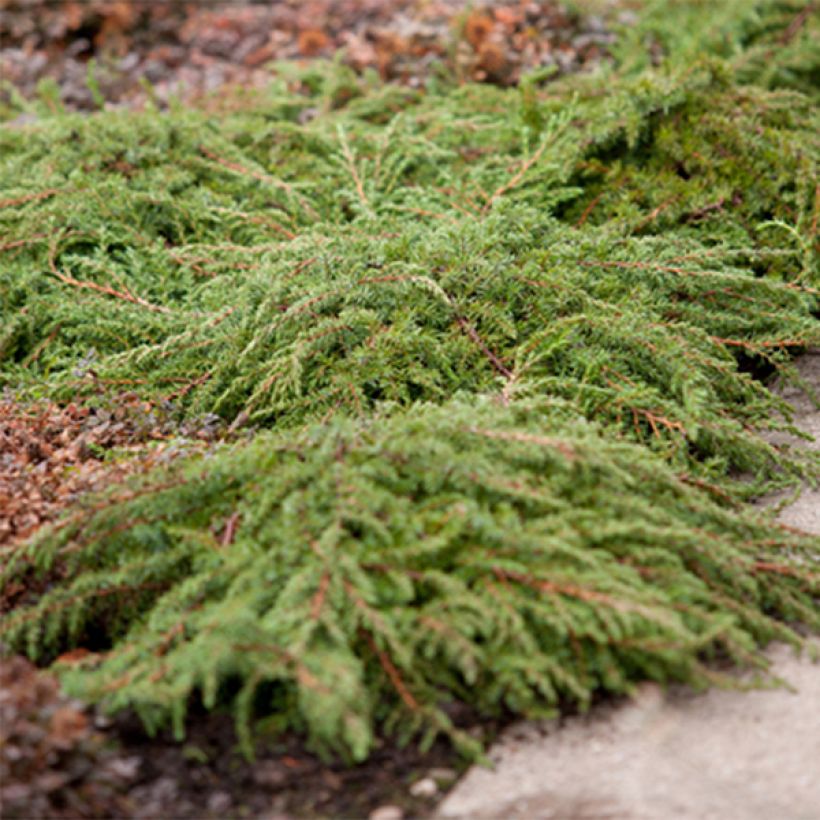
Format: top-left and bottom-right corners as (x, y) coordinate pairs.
(1, 0), (818, 760)
(1, 62), (816, 494)
(610, 0), (818, 93)
(2, 400), (818, 760)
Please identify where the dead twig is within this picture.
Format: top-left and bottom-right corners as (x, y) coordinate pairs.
(575, 191), (603, 228)
(454, 315), (513, 379)
(778, 3), (815, 45)
(360, 628), (419, 710)
(633, 195), (679, 232)
(0, 233), (50, 253)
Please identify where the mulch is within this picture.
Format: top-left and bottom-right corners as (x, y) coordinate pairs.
(1, 0), (614, 112)
(0, 395), (220, 554)
(1, 397), (157, 551)
(1, 655), (137, 820)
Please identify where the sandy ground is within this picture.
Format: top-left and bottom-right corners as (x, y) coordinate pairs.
(438, 352), (820, 820)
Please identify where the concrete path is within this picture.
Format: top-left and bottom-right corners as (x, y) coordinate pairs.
(439, 353), (820, 820)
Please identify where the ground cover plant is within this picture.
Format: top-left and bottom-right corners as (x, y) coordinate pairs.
(1, 0), (818, 766)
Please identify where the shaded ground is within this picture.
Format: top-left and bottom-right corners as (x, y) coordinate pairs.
(1, 650), (499, 819)
(438, 352), (820, 820)
(102, 710), (473, 820)
(0, 0), (614, 114)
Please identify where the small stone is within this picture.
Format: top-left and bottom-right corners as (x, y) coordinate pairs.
(105, 756), (141, 781)
(409, 776), (438, 798)
(207, 791), (232, 814)
(369, 805), (404, 820)
(9, 112), (39, 128)
(428, 767), (457, 784)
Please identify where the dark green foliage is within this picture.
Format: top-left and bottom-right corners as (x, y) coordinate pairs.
(1, 0), (818, 760)
(2, 400), (818, 760)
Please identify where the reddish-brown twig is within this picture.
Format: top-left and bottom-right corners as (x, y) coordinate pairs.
(575, 192), (603, 228)
(482, 137), (552, 214)
(360, 628), (419, 710)
(199, 146), (318, 219)
(311, 571), (330, 620)
(48, 236), (171, 314)
(0, 189), (62, 209)
(0, 233), (50, 252)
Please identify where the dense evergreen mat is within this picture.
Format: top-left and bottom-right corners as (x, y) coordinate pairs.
(3, 400), (819, 760)
(1, 0), (818, 760)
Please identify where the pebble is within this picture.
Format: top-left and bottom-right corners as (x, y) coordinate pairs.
(409, 776), (438, 798)
(369, 805), (404, 820)
(428, 767), (457, 783)
(105, 756), (141, 781)
(207, 791), (232, 814)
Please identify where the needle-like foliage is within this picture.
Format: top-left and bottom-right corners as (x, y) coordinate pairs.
(0, 0), (818, 760)
(2, 399), (818, 760)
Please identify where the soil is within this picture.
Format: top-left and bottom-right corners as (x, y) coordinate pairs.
(1, 651), (501, 819)
(102, 709), (477, 820)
